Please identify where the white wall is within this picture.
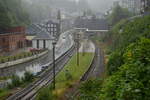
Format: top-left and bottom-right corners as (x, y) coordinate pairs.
(39, 40), (43, 49)
(32, 40), (37, 49)
(32, 39), (52, 50)
(46, 40), (53, 50)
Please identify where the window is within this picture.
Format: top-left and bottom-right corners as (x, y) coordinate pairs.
(51, 32), (54, 35)
(43, 40), (46, 49)
(37, 40), (39, 48)
(51, 28), (53, 31)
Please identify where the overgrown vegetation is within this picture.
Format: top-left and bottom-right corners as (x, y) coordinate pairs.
(77, 79), (103, 100)
(0, 72), (34, 99)
(100, 38), (150, 100)
(37, 53), (94, 99)
(106, 15), (150, 75)
(107, 4), (132, 26)
(74, 15), (150, 100)
(0, 0), (30, 29)
(36, 86), (54, 100)
(8, 72), (34, 89)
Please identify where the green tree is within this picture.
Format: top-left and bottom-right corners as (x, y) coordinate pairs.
(108, 5), (132, 25)
(100, 38), (150, 100)
(0, 0), (30, 29)
(0, 1), (12, 28)
(78, 79), (102, 100)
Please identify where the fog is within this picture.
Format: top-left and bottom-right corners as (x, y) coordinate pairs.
(21, 0), (117, 22)
(87, 0), (117, 12)
(70, 0), (117, 12)
(24, 0), (116, 13)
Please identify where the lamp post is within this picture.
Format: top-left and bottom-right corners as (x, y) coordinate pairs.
(52, 39), (57, 89)
(75, 32), (80, 66)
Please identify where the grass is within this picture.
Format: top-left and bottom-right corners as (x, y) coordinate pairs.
(0, 76), (11, 81)
(0, 72), (36, 99)
(54, 53), (94, 98)
(0, 89), (11, 100)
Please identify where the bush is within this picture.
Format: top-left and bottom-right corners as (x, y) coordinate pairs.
(22, 72), (34, 82)
(36, 86), (54, 100)
(8, 75), (22, 89)
(65, 69), (72, 81)
(106, 15), (150, 74)
(107, 50), (124, 75)
(100, 38), (150, 100)
(77, 79), (102, 100)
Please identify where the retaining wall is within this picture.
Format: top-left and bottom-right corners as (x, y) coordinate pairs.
(0, 50), (48, 69)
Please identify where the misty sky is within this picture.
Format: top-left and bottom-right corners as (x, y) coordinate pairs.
(70, 0), (117, 12)
(88, 0), (117, 12)
(25, 0), (117, 13)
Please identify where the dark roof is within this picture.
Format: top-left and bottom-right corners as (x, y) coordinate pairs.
(26, 24), (53, 40)
(74, 17), (109, 30)
(46, 20), (59, 24)
(26, 24), (41, 35)
(33, 32), (52, 40)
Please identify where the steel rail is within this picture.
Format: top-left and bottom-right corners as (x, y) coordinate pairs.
(7, 44), (75, 100)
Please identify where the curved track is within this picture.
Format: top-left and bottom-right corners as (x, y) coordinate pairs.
(7, 45), (75, 100)
(80, 41), (105, 81)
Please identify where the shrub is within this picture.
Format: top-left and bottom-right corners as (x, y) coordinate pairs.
(8, 75), (22, 89)
(36, 86), (54, 100)
(65, 69), (72, 81)
(77, 79), (102, 100)
(107, 50), (124, 75)
(22, 72), (34, 82)
(100, 38), (150, 100)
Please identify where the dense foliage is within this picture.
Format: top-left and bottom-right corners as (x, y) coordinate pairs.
(77, 79), (102, 100)
(100, 38), (150, 100)
(77, 15), (150, 100)
(36, 86), (54, 100)
(107, 5), (132, 26)
(107, 15), (150, 74)
(0, 0), (30, 29)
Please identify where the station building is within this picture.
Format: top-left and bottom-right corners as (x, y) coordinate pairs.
(74, 15), (109, 37)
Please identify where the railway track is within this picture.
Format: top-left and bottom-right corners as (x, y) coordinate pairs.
(67, 41), (103, 99)
(7, 45), (76, 100)
(80, 41), (104, 81)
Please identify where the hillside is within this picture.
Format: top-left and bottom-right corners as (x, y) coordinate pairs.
(0, 0), (30, 29)
(75, 15), (150, 100)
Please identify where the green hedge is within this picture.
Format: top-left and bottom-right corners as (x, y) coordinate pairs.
(0, 50), (46, 64)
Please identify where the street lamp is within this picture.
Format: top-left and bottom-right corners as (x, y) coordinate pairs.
(45, 20), (60, 90)
(75, 32), (80, 66)
(52, 38), (57, 89)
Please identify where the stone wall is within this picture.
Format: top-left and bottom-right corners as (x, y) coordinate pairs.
(0, 50), (48, 69)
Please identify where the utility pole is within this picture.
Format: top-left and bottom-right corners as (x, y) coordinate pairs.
(77, 33), (80, 66)
(52, 41), (56, 89)
(75, 32), (80, 66)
